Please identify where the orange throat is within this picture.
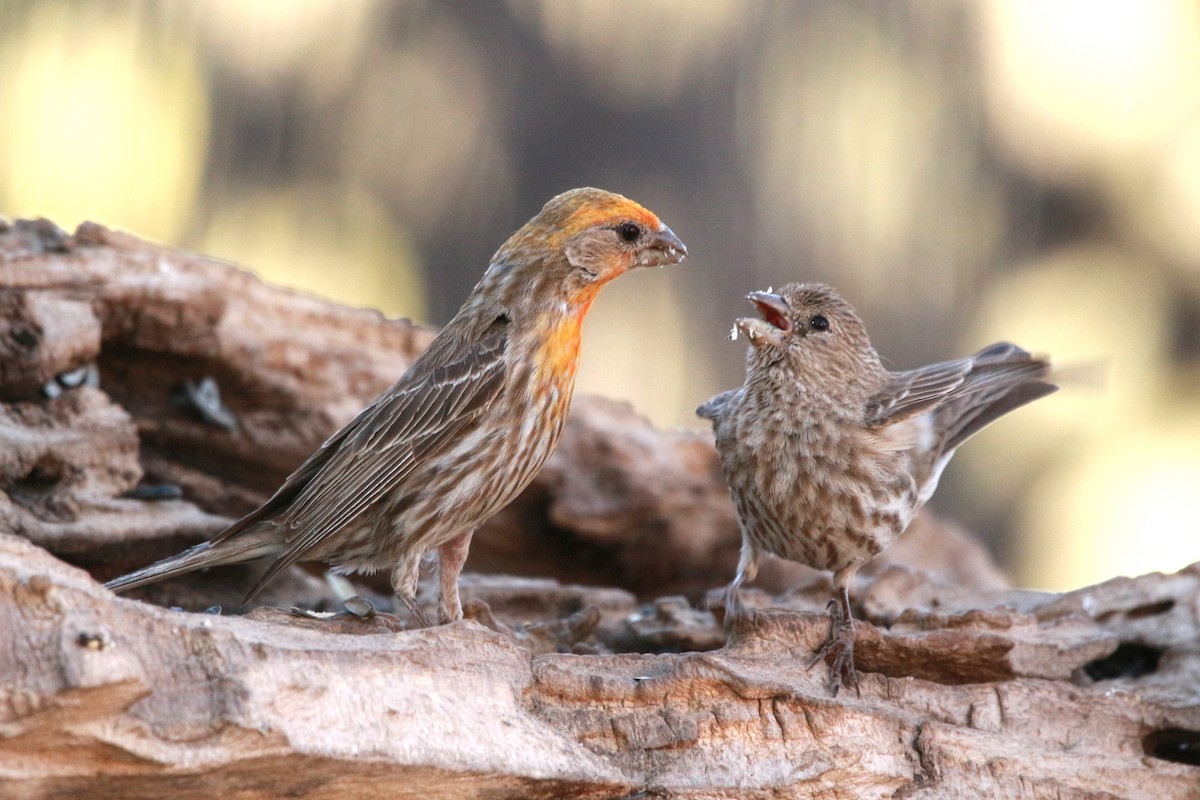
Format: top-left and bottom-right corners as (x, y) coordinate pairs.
(538, 303), (588, 385)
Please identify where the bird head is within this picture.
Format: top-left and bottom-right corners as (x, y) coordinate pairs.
(489, 188), (687, 308)
(734, 282), (880, 381)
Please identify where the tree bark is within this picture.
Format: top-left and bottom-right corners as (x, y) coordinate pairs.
(1, 218), (1197, 798)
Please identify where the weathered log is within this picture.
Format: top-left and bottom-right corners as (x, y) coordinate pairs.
(2, 219), (1198, 798)
(3, 535), (1200, 798)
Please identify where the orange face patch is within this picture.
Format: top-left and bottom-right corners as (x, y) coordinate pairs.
(565, 195), (661, 235)
(565, 193), (662, 301)
(497, 189), (664, 264)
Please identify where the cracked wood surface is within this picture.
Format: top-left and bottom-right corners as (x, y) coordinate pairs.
(3, 536), (1200, 799)
(2, 218), (1199, 798)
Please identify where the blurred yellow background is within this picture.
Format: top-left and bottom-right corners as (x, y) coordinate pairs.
(2, 0), (1197, 591)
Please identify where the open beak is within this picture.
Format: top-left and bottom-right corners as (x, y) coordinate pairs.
(635, 224), (687, 267)
(747, 292), (792, 333)
(733, 290), (792, 348)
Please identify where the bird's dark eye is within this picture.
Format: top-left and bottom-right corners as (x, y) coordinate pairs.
(809, 314), (829, 332)
(617, 222), (641, 243)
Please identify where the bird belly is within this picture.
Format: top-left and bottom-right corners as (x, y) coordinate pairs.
(741, 490), (907, 573)
(726, 421), (918, 574)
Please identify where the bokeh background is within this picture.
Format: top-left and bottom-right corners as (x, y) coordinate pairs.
(2, 0), (1198, 591)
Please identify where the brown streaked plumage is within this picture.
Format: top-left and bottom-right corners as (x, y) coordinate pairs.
(698, 282), (1055, 694)
(108, 188), (687, 624)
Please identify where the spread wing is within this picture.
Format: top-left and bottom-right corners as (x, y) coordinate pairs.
(864, 357), (977, 427)
(216, 325), (509, 598)
(866, 342), (1056, 453)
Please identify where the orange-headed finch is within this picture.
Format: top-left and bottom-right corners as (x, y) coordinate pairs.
(108, 188), (687, 624)
(698, 282), (1054, 694)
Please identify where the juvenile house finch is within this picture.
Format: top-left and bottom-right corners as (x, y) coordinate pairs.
(698, 283), (1054, 694)
(107, 188), (687, 624)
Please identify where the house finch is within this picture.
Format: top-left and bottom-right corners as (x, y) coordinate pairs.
(107, 188), (687, 624)
(698, 283), (1055, 694)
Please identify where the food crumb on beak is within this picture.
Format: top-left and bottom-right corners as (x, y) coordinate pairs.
(729, 324), (740, 341)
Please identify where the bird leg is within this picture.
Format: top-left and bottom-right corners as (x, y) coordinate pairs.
(715, 537), (761, 629)
(391, 552), (432, 628)
(437, 530), (474, 624)
(806, 575), (860, 697)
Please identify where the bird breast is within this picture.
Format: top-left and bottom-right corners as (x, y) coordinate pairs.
(719, 392), (918, 572)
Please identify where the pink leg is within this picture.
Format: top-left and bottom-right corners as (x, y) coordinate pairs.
(437, 530), (474, 624)
(718, 535), (761, 624)
(391, 551), (431, 627)
(806, 565), (861, 697)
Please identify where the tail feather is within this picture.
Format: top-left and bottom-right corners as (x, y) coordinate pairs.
(941, 379), (1057, 454)
(105, 533), (280, 593)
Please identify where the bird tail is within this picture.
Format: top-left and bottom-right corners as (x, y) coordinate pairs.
(940, 343), (1056, 453)
(105, 531), (280, 593)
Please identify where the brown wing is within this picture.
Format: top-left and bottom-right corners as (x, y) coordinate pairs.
(866, 342), (1056, 453)
(220, 324), (509, 598)
(864, 357), (976, 427)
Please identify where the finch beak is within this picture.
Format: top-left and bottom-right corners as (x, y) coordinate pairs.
(635, 224), (688, 268)
(735, 291), (792, 348)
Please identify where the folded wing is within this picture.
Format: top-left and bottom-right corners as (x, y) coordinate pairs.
(214, 325), (509, 599)
(866, 342), (1056, 467)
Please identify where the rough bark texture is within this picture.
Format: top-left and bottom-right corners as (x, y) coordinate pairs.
(1, 218), (1198, 798)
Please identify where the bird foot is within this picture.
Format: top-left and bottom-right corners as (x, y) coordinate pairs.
(806, 599), (860, 697)
(705, 584), (746, 633)
(399, 594), (434, 628)
(437, 599), (463, 626)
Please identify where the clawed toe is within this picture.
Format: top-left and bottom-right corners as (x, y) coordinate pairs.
(400, 595), (433, 628)
(806, 624), (859, 696)
(708, 585), (744, 632)
(806, 596), (860, 696)
(828, 630), (860, 697)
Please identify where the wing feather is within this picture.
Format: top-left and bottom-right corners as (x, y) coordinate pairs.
(864, 358), (973, 426)
(865, 343), (1048, 429)
(234, 327), (509, 597)
(865, 342), (1055, 491)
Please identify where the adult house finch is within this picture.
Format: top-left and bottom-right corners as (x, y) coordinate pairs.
(107, 188), (687, 625)
(698, 283), (1055, 694)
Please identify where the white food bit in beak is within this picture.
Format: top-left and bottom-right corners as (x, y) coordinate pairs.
(729, 324), (739, 341)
